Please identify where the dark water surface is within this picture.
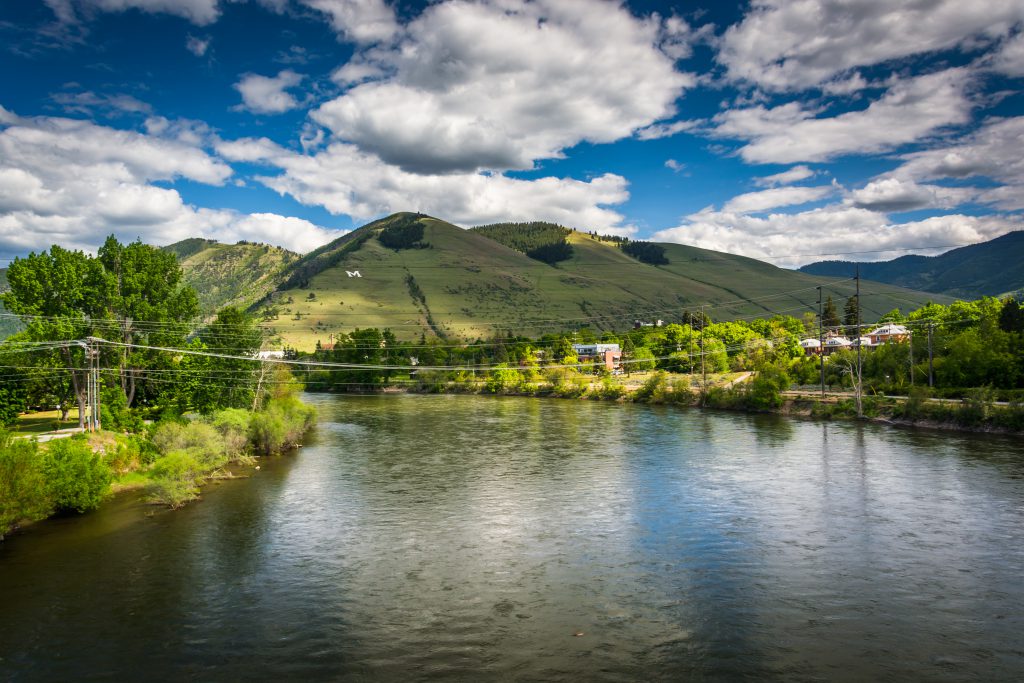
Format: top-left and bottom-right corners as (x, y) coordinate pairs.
(2, 394), (1023, 681)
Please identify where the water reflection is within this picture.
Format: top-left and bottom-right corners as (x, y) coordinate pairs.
(1, 394), (1023, 681)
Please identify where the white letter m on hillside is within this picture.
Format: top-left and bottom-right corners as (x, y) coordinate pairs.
(346, 270), (361, 278)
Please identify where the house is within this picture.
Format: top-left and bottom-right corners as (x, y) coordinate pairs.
(633, 319), (664, 328)
(799, 338), (822, 355)
(255, 350), (285, 360)
(822, 336), (852, 355)
(868, 323), (910, 345)
(572, 343), (622, 371)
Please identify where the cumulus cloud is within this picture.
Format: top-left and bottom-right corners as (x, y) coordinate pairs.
(636, 119), (700, 141)
(722, 185), (834, 214)
(892, 116), (1024, 210)
(50, 90), (152, 117)
(719, 0), (1024, 91)
(220, 137), (633, 233)
(311, 0), (693, 173)
(714, 68), (974, 163)
(0, 111), (337, 256)
(234, 70), (306, 114)
(845, 178), (975, 212)
(651, 205), (1017, 268)
(754, 165), (816, 187)
(664, 159), (685, 173)
(298, 0), (399, 44)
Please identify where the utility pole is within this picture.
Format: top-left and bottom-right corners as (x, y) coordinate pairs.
(927, 323), (934, 388)
(700, 304), (706, 405)
(909, 329), (914, 387)
(817, 286), (825, 398)
(855, 267), (863, 418)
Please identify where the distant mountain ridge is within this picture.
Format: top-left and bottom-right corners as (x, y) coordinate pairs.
(798, 231), (1024, 299)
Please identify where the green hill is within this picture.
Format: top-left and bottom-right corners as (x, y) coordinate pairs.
(163, 239), (299, 315)
(798, 231), (1024, 299)
(254, 213), (948, 349)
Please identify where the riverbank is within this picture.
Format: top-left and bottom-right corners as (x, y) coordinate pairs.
(319, 370), (1024, 436)
(0, 395), (317, 540)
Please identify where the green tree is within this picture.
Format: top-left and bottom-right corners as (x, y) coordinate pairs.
(629, 346), (656, 372)
(822, 295), (841, 331)
(1, 247), (111, 428)
(98, 236), (199, 407)
(844, 295), (860, 338)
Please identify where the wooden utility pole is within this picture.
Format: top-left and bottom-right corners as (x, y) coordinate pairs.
(909, 329), (914, 386)
(700, 305), (707, 405)
(817, 286), (825, 398)
(855, 267), (863, 418)
(927, 323), (934, 388)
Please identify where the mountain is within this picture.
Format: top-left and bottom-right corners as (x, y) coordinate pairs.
(163, 238), (299, 315)
(250, 213), (947, 349)
(798, 231), (1024, 299)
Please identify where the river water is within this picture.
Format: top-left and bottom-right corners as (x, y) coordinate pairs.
(2, 394), (1023, 681)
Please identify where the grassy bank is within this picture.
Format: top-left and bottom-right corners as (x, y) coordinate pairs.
(0, 396), (317, 540)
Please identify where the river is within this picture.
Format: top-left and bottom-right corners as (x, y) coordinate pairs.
(2, 394), (1023, 681)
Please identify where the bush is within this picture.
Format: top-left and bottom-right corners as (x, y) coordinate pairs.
(151, 420), (227, 468)
(42, 437), (111, 514)
(633, 371), (669, 402)
(744, 366), (790, 410)
(0, 433), (50, 538)
(248, 397), (316, 456)
(211, 408), (253, 462)
(147, 450), (205, 508)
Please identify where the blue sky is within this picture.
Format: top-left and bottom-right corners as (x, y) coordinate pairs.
(1, 0), (1022, 267)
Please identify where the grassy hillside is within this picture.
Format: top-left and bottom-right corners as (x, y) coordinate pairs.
(164, 239), (299, 315)
(256, 214), (947, 349)
(798, 231), (1024, 299)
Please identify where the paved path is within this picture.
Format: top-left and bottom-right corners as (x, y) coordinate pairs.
(14, 427), (85, 442)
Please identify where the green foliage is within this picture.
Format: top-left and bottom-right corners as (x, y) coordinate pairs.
(471, 222), (573, 263)
(248, 396), (317, 456)
(151, 420), (228, 468)
(485, 363), (523, 393)
(379, 218), (427, 250)
(822, 296), (841, 329)
(620, 241), (669, 265)
(629, 346), (656, 372)
(147, 450), (205, 508)
(42, 437), (111, 514)
(0, 433), (49, 539)
(634, 371), (669, 402)
(744, 365), (790, 410)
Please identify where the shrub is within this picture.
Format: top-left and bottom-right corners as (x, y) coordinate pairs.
(248, 397), (316, 456)
(42, 437), (111, 514)
(0, 433), (50, 538)
(147, 450), (206, 508)
(744, 366), (790, 411)
(634, 371), (669, 403)
(211, 408), (252, 461)
(151, 420), (227, 468)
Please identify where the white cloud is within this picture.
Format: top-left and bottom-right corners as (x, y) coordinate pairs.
(0, 111), (337, 256)
(234, 70), (305, 114)
(45, 0), (221, 26)
(51, 90), (152, 117)
(845, 178), (974, 212)
(892, 116), (1024, 210)
(186, 34), (210, 57)
(719, 0), (1024, 91)
(722, 185), (834, 214)
(714, 68), (974, 164)
(636, 119), (700, 141)
(991, 31), (1024, 76)
(651, 205), (1017, 268)
(223, 138), (633, 234)
(299, 0), (399, 44)
(664, 159), (685, 173)
(754, 165), (816, 187)
(312, 0), (693, 173)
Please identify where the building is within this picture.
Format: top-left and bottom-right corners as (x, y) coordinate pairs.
(868, 323), (911, 345)
(799, 338), (822, 355)
(822, 336), (852, 355)
(572, 343), (622, 371)
(255, 350), (285, 360)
